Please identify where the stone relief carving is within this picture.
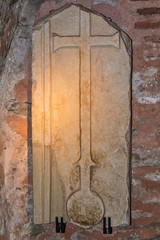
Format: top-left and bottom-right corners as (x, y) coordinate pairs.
(32, 4), (131, 227)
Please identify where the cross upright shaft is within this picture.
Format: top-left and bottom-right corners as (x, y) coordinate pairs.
(53, 10), (119, 166)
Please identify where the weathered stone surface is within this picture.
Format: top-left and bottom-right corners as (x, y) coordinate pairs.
(32, 4), (131, 227)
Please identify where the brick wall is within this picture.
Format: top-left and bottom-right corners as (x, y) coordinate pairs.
(0, 0), (160, 239)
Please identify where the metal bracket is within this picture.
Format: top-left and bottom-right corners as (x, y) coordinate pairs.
(103, 217), (112, 234)
(55, 217), (66, 233)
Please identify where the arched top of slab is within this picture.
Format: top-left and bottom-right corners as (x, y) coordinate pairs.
(33, 4), (132, 56)
(32, 2), (132, 227)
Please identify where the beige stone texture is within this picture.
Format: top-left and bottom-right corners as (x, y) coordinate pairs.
(32, 4), (131, 227)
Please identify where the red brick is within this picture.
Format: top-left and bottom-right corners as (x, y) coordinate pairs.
(132, 216), (157, 226)
(133, 166), (160, 176)
(0, 235), (6, 240)
(133, 167), (160, 190)
(138, 228), (158, 239)
(132, 101), (160, 149)
(137, 8), (160, 15)
(140, 179), (160, 191)
(36, 1), (62, 22)
(56, 223), (82, 240)
(71, 0), (93, 8)
(135, 21), (160, 29)
(6, 115), (27, 138)
(92, 4), (122, 26)
(38, 230), (53, 240)
(144, 35), (160, 43)
(132, 200), (160, 217)
(14, 78), (27, 102)
(14, 49), (32, 103)
(144, 191), (160, 204)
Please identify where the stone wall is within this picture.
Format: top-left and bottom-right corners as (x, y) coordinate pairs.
(0, 0), (160, 239)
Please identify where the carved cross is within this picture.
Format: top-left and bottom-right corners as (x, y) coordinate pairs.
(53, 10), (119, 191)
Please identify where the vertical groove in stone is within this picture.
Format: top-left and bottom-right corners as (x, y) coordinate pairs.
(43, 21), (51, 223)
(32, 26), (44, 224)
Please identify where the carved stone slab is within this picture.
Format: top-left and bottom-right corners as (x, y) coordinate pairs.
(32, 4), (131, 227)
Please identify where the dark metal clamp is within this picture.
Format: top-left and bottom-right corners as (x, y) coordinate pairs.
(103, 217), (112, 234)
(55, 217), (66, 233)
